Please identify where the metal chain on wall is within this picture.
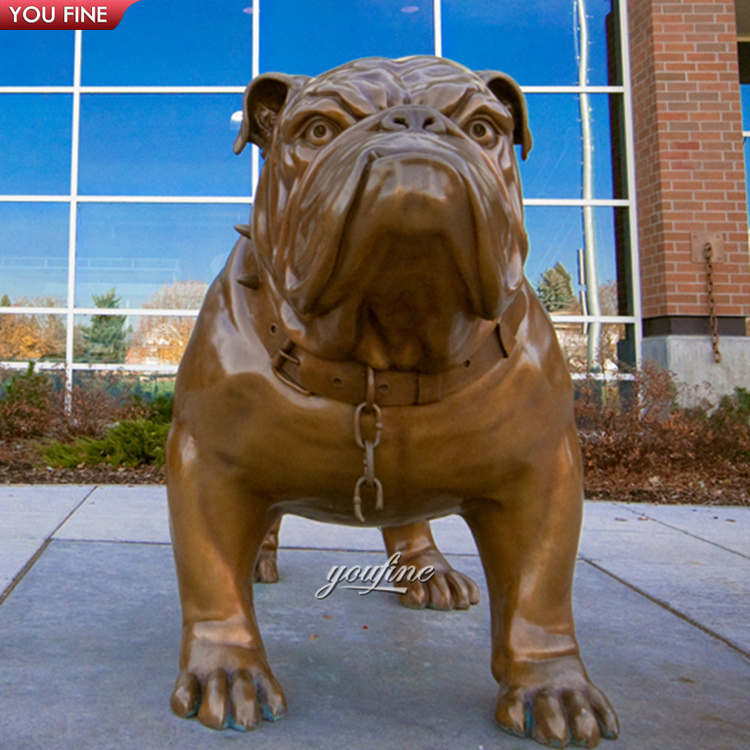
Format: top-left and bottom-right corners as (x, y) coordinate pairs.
(704, 241), (721, 364)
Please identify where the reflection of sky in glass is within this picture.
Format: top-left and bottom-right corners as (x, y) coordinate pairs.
(75, 203), (250, 308)
(524, 206), (620, 294)
(260, 0), (434, 75)
(443, 0), (615, 86)
(0, 203), (69, 302)
(741, 84), (750, 127)
(521, 94), (616, 199)
(0, 32), (74, 86)
(0, 95), (72, 194)
(82, 0), (253, 85)
(78, 94), (250, 196)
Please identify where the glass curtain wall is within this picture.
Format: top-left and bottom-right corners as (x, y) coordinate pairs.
(0, 0), (638, 383)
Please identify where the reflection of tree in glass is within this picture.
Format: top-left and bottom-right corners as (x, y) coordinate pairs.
(0, 295), (66, 361)
(554, 280), (625, 374)
(129, 280), (207, 365)
(537, 262), (577, 313)
(82, 289), (130, 363)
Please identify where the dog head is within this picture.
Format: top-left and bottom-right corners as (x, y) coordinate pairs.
(235, 56), (532, 370)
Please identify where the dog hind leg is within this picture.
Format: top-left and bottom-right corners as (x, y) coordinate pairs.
(381, 521), (480, 610)
(253, 518), (480, 612)
(254, 518), (281, 583)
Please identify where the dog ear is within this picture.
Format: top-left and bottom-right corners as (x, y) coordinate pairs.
(233, 73), (311, 155)
(477, 71), (533, 161)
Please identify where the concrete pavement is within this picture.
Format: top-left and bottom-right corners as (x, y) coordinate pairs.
(0, 485), (748, 749)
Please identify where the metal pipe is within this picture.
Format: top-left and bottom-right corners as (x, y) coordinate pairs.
(576, 0), (603, 370)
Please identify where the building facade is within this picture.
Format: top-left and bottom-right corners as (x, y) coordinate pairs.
(0, 0), (747, 399)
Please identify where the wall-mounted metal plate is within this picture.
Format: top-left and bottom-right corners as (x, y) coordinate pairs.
(690, 231), (725, 263)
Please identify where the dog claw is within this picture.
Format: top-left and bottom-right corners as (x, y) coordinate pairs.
(564, 691), (602, 748)
(495, 687), (528, 738)
(229, 670), (261, 731)
(198, 670), (231, 729)
(170, 671), (200, 718)
(531, 690), (570, 747)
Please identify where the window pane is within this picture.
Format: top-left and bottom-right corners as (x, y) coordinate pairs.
(71, 370), (176, 400)
(260, 0), (434, 76)
(442, 0), (617, 87)
(75, 203), (247, 308)
(0, 313), (66, 362)
(0, 203), (69, 304)
(0, 95), (72, 195)
(73, 314), (195, 366)
(81, 1), (253, 85)
(520, 94), (619, 200)
(741, 84), (750, 127)
(524, 206), (629, 315)
(555, 323), (633, 373)
(129, 315), (197, 366)
(78, 94), (249, 196)
(73, 312), (132, 364)
(0, 32), (74, 86)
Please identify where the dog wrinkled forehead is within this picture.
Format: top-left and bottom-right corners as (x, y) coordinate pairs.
(293, 56), (487, 116)
(234, 55), (532, 160)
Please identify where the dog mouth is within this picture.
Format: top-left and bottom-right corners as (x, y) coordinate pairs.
(274, 136), (524, 322)
(317, 152), (485, 314)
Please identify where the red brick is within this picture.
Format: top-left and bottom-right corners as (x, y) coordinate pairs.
(629, 0), (750, 320)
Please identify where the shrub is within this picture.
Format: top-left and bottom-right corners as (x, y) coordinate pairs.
(0, 366), (175, 442)
(575, 361), (750, 479)
(0, 364), (59, 439)
(43, 418), (170, 469)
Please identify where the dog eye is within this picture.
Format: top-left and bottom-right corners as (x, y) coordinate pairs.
(304, 118), (340, 147)
(465, 117), (499, 148)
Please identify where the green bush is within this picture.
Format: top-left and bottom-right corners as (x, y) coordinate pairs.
(124, 393), (173, 424)
(43, 418), (170, 468)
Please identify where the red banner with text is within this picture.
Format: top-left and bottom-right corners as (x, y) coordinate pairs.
(0, 0), (140, 30)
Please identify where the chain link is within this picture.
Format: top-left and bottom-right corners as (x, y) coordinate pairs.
(704, 242), (721, 364)
(352, 367), (384, 522)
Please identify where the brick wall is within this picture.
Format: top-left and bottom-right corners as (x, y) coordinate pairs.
(628, 0), (750, 326)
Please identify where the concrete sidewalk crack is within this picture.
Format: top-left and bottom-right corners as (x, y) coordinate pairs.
(580, 556), (750, 661)
(613, 503), (750, 561)
(0, 485), (100, 607)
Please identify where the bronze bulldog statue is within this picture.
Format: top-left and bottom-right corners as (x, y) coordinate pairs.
(166, 55), (619, 747)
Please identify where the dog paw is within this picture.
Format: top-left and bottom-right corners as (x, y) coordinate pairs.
(254, 554), (279, 583)
(495, 657), (619, 748)
(170, 653), (286, 731)
(399, 565), (480, 611)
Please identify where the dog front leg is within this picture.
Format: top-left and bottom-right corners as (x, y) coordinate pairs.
(166, 423), (286, 731)
(381, 522), (480, 610)
(463, 432), (618, 748)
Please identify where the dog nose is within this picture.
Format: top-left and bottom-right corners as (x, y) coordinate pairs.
(380, 106), (447, 134)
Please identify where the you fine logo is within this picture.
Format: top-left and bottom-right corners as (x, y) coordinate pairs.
(0, 0), (140, 30)
(315, 552), (435, 600)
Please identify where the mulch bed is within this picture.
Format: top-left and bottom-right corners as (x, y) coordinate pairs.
(584, 462), (750, 506)
(0, 441), (165, 485)
(1, 440), (748, 505)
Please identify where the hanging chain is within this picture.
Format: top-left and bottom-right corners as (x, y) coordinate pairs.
(352, 367), (383, 522)
(704, 242), (721, 364)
